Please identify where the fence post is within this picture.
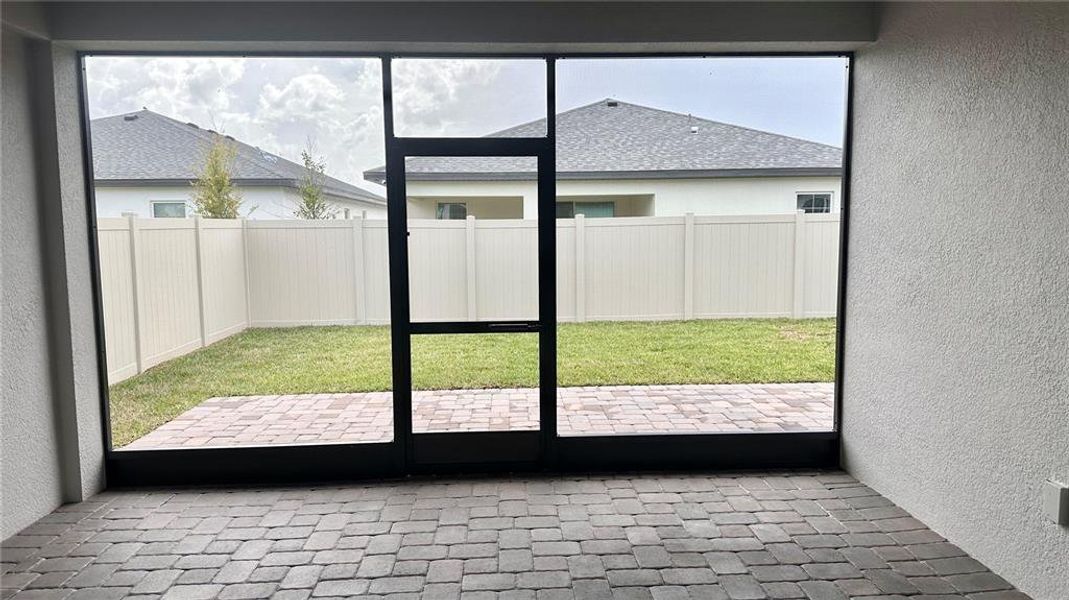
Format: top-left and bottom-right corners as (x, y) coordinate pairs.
(575, 214), (586, 322)
(683, 212), (695, 320)
(352, 216), (367, 325)
(793, 210), (806, 318)
(127, 215), (146, 373)
(193, 216), (209, 347)
(466, 215), (477, 321)
(241, 218), (253, 327)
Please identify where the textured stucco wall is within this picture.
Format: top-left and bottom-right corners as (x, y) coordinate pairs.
(1, 31), (65, 540)
(1, 33), (107, 541)
(49, 44), (107, 506)
(843, 5), (1069, 599)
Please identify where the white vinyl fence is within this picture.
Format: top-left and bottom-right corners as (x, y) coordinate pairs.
(98, 213), (840, 384)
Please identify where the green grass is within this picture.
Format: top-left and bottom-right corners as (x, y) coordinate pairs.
(109, 319), (835, 447)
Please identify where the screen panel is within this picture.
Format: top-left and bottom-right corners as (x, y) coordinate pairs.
(411, 333), (540, 434)
(84, 55), (396, 450)
(553, 57), (846, 437)
(392, 58), (548, 138)
(406, 156), (539, 323)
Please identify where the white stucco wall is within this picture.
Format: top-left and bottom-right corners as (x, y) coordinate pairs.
(94, 184), (387, 219)
(405, 176), (841, 218)
(408, 195), (526, 219)
(844, 5), (1069, 599)
(1, 31), (65, 540)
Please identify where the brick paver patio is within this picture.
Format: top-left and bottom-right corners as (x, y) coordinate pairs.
(124, 384), (833, 450)
(0, 471), (1028, 599)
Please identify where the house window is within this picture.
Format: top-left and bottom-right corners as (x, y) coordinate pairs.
(797, 193), (832, 214)
(556, 201), (616, 218)
(437, 202), (467, 220)
(151, 201), (187, 218)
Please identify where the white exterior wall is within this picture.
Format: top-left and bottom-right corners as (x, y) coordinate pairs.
(408, 195), (525, 220)
(405, 176), (841, 218)
(94, 184), (387, 220)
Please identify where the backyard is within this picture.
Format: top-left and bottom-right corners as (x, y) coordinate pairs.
(109, 318), (835, 446)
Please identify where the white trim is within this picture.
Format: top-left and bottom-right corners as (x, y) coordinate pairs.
(795, 191), (834, 214)
(150, 199), (188, 218)
(436, 201), (468, 220)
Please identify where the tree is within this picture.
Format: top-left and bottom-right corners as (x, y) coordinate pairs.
(294, 149), (337, 220)
(190, 134), (242, 219)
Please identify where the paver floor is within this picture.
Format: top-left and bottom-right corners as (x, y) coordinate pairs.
(0, 471), (1028, 599)
(124, 383), (834, 450)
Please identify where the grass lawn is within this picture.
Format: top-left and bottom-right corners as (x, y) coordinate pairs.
(109, 319), (835, 446)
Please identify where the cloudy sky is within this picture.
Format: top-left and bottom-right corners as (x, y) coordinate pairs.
(85, 56), (847, 195)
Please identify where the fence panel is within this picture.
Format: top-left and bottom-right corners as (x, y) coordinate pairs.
(555, 220), (577, 321)
(198, 219), (248, 342)
(245, 220), (357, 326)
(136, 220), (202, 369)
(97, 219), (138, 383)
(583, 216), (687, 321)
(407, 220), (467, 322)
(800, 214), (841, 317)
(475, 219), (539, 321)
(693, 215), (796, 318)
(362, 220), (392, 324)
(97, 214), (840, 384)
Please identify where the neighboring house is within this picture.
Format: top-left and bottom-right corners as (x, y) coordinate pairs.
(364, 99), (842, 219)
(91, 109), (386, 219)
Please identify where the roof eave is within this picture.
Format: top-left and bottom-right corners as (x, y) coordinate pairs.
(95, 177), (385, 206)
(95, 177), (288, 187)
(380, 167), (842, 183)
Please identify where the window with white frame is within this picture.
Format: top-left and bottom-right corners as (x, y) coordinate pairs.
(796, 193), (832, 214)
(555, 201), (616, 218)
(151, 201), (187, 218)
(436, 202), (467, 220)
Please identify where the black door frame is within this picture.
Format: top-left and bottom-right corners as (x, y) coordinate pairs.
(384, 57), (558, 472)
(84, 52), (849, 487)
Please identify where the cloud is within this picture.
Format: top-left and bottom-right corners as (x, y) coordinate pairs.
(247, 60), (386, 190)
(83, 56), (545, 195)
(86, 57), (388, 193)
(83, 55), (846, 192)
(86, 57), (246, 126)
(259, 73), (346, 123)
(391, 59), (503, 135)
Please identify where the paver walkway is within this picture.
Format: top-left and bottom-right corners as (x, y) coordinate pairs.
(125, 384), (833, 450)
(0, 471), (1029, 599)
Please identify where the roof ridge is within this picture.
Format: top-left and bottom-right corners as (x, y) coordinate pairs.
(602, 98), (843, 150)
(485, 97), (617, 137)
(486, 98), (840, 150)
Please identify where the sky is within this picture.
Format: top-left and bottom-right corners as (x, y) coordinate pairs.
(84, 56), (847, 195)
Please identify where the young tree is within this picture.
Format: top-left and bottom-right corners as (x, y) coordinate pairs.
(294, 149), (337, 220)
(190, 134), (243, 218)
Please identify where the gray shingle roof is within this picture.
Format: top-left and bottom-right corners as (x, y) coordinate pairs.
(364, 99), (841, 183)
(91, 109), (384, 205)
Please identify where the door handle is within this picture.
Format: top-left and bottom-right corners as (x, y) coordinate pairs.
(486, 323), (540, 332)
